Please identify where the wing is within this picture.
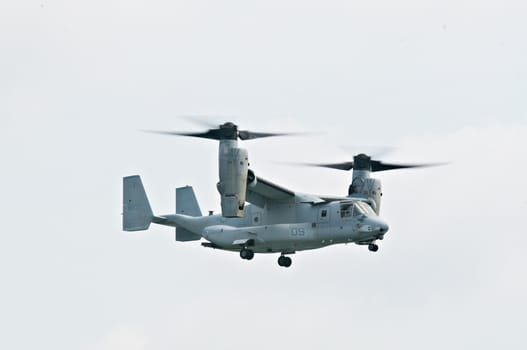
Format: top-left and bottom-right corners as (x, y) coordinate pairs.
(246, 176), (295, 207)
(246, 175), (327, 208)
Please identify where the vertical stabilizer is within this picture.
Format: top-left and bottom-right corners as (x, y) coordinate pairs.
(175, 186), (202, 241)
(123, 175), (153, 231)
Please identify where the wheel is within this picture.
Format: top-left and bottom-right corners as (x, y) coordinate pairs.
(240, 249), (253, 260)
(368, 243), (379, 252)
(278, 255), (292, 267)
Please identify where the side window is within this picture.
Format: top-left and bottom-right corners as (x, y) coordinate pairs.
(318, 208), (329, 223)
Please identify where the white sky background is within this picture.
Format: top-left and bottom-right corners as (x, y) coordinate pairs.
(1, 0), (526, 349)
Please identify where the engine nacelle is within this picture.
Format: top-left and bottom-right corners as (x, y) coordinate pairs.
(217, 146), (249, 217)
(349, 177), (382, 215)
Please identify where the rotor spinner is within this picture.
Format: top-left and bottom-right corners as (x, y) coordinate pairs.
(215, 122), (239, 140)
(352, 153), (372, 171)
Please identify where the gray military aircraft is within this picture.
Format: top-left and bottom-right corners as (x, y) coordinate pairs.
(123, 122), (432, 267)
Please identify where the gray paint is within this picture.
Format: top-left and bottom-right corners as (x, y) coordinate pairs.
(217, 139), (249, 217)
(123, 173), (388, 262)
(175, 186), (202, 242)
(122, 175), (153, 231)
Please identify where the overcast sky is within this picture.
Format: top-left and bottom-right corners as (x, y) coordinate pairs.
(1, 1), (526, 349)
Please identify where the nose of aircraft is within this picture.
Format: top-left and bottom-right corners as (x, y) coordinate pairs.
(360, 217), (389, 235)
(378, 219), (389, 234)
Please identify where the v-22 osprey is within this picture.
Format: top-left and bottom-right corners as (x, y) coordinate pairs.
(123, 122), (432, 268)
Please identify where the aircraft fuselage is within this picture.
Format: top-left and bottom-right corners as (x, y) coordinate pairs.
(166, 201), (389, 254)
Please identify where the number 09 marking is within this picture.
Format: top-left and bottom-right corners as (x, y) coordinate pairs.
(290, 228), (306, 236)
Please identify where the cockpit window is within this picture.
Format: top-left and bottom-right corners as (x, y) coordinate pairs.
(340, 200), (375, 218)
(355, 201), (375, 215)
(340, 201), (353, 218)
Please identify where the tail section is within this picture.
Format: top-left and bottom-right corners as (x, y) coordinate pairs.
(123, 175), (153, 231)
(175, 186), (202, 241)
(176, 186), (202, 216)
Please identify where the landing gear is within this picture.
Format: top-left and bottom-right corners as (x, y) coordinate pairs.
(277, 255), (292, 268)
(240, 248), (254, 260)
(368, 243), (379, 252)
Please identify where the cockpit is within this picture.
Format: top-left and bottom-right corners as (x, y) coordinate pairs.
(340, 200), (375, 218)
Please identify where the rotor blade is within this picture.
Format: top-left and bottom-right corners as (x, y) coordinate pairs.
(238, 130), (318, 140)
(142, 129), (224, 140)
(238, 130), (293, 140)
(370, 161), (446, 172)
(309, 161), (355, 171)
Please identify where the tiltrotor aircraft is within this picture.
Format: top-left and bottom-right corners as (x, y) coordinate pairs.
(123, 122), (431, 267)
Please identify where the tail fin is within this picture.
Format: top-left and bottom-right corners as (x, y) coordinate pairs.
(176, 186), (202, 216)
(175, 186), (202, 241)
(123, 175), (153, 231)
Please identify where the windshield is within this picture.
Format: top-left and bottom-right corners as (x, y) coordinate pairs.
(340, 200), (375, 218)
(354, 201), (375, 215)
